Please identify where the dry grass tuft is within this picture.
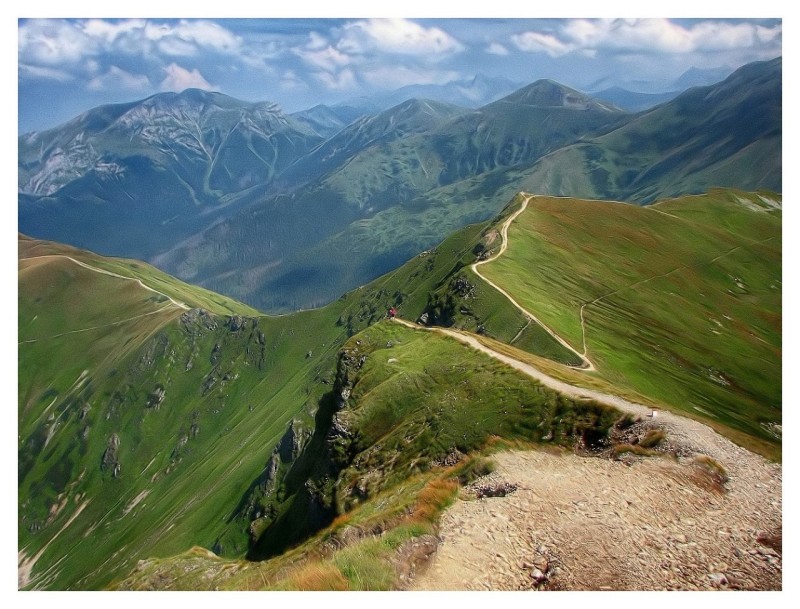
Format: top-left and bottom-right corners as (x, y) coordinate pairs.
(691, 454), (729, 493)
(613, 443), (657, 457)
(411, 478), (458, 523)
(639, 429), (665, 449)
(284, 561), (349, 591)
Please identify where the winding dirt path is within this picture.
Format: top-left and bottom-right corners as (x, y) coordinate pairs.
(21, 254), (190, 310)
(392, 317), (781, 590)
(470, 195), (594, 370)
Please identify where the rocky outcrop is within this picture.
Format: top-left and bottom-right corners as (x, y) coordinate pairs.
(146, 385), (166, 410)
(179, 308), (218, 334)
(227, 315), (246, 332)
(101, 433), (121, 477)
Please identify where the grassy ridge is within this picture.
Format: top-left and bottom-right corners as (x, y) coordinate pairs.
(344, 193), (580, 367)
(18, 238), (353, 589)
(19, 234), (263, 317)
(116, 321), (619, 590)
(479, 191), (781, 456)
(330, 322), (615, 509)
(19, 219), (579, 590)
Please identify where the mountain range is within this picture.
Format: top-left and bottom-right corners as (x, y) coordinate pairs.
(18, 57), (781, 313)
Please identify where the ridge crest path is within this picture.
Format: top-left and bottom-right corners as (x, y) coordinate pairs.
(391, 318), (781, 591)
(470, 194), (595, 371)
(392, 194), (781, 588)
(21, 254), (190, 310)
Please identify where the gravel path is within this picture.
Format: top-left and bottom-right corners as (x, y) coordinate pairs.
(394, 317), (781, 590)
(412, 448), (781, 591)
(397, 192), (781, 591)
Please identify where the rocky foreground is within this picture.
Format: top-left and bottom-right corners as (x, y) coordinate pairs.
(411, 438), (781, 591)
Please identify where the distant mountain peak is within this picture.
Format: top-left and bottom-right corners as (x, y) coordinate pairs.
(494, 79), (620, 112)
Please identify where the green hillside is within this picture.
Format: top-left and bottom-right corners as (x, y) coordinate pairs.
(18, 237), (353, 589)
(116, 321), (619, 591)
(18, 186), (782, 590)
(16, 196), (616, 589)
(517, 58), (781, 203)
(479, 191), (781, 457)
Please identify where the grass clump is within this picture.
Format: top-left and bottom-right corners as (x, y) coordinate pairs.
(278, 561), (349, 591)
(450, 455), (496, 485)
(410, 478), (459, 524)
(332, 539), (402, 590)
(691, 454), (729, 492)
(614, 413), (638, 429)
(638, 429), (665, 449)
(613, 444), (657, 457)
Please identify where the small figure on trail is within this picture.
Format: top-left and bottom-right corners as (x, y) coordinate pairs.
(388, 307), (397, 319)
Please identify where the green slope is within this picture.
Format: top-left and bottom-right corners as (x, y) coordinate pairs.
(479, 191), (781, 457)
(18, 185), (782, 590)
(116, 320), (619, 591)
(18, 237), (353, 589)
(517, 58), (781, 203)
(17, 198), (595, 589)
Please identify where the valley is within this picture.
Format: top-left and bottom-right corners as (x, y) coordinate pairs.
(19, 58), (781, 313)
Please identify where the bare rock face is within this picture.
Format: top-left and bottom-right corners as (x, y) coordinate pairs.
(146, 385), (166, 409)
(180, 308), (218, 334)
(227, 315), (246, 332)
(101, 433), (121, 477)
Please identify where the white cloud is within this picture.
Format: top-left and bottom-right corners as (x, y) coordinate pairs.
(141, 20), (240, 54)
(306, 31), (329, 51)
(312, 68), (357, 91)
(513, 19), (782, 57)
(87, 65), (150, 92)
(280, 70), (308, 91)
(18, 63), (74, 82)
(19, 19), (97, 66)
(338, 18), (464, 56)
(163, 20), (240, 53)
(360, 65), (459, 89)
(297, 45), (352, 72)
(486, 42), (509, 56)
(82, 19), (147, 45)
(512, 31), (574, 57)
(159, 63), (215, 92)
(156, 37), (199, 57)
(19, 18), (243, 68)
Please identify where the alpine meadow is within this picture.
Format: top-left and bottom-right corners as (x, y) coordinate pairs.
(17, 18), (782, 592)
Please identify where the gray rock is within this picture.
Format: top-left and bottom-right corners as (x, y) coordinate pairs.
(531, 568), (547, 584)
(709, 572), (728, 587)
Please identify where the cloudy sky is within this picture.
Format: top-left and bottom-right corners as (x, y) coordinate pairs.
(17, 12), (783, 133)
